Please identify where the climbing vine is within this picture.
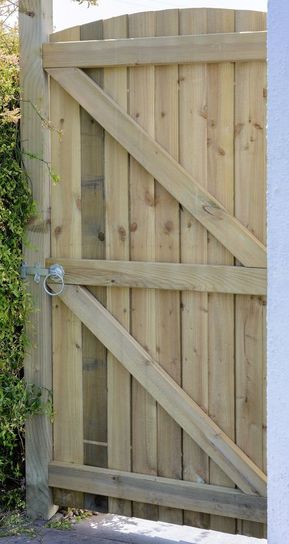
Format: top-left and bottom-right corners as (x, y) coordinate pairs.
(0, 24), (49, 511)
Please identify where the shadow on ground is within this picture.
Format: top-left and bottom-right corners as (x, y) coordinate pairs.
(0, 513), (267, 544)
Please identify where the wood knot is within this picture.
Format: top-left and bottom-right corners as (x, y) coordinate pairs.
(235, 123), (244, 136)
(23, 9), (35, 17)
(130, 222), (138, 232)
(164, 220), (173, 234)
(118, 225), (126, 241)
(202, 205), (223, 219)
(54, 225), (62, 236)
(199, 107), (208, 119)
(98, 231), (105, 242)
(218, 146), (226, 156)
(145, 190), (155, 207)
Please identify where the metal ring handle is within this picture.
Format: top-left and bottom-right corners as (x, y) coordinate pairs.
(43, 264), (65, 296)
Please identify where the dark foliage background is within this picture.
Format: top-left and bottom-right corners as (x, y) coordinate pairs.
(0, 25), (45, 511)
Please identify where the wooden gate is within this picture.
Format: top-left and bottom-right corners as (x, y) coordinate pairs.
(22, 6), (267, 538)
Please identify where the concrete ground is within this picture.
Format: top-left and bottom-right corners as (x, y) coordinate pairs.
(0, 513), (267, 544)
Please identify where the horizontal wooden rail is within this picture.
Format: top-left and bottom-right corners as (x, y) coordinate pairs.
(49, 462), (267, 523)
(47, 67), (266, 267)
(43, 31), (266, 68)
(53, 284), (267, 496)
(46, 258), (267, 294)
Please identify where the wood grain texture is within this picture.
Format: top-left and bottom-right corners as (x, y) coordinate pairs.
(207, 9), (235, 534)
(49, 462), (267, 523)
(46, 258), (266, 294)
(235, 10), (267, 539)
(155, 9), (182, 525)
(129, 11), (158, 521)
(80, 19), (108, 512)
(50, 26), (83, 508)
(43, 31), (266, 68)
(45, 9), (267, 534)
(103, 14), (131, 517)
(179, 8), (209, 530)
(46, 66), (266, 268)
(52, 284), (267, 498)
(19, 0), (56, 520)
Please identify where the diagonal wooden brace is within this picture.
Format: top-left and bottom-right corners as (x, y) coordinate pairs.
(51, 284), (267, 497)
(47, 67), (266, 268)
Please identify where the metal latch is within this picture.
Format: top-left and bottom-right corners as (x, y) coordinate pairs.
(21, 262), (65, 296)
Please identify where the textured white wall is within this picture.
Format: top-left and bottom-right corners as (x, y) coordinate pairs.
(268, 1), (289, 542)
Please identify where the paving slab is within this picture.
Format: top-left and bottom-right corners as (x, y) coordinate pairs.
(0, 513), (267, 544)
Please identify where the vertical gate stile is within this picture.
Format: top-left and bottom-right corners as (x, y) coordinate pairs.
(179, 8), (210, 530)
(50, 27), (83, 508)
(155, 9), (182, 525)
(129, 11), (158, 521)
(207, 9), (235, 534)
(80, 19), (108, 512)
(235, 10), (267, 539)
(19, 0), (56, 520)
(103, 14), (132, 517)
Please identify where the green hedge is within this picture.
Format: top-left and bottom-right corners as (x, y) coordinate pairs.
(0, 26), (46, 510)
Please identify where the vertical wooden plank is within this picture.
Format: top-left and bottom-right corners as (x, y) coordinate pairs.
(80, 20), (107, 512)
(19, 0), (57, 520)
(179, 8), (209, 530)
(154, 9), (182, 526)
(103, 14), (131, 517)
(207, 8), (235, 534)
(50, 27), (83, 507)
(80, 20), (108, 504)
(235, 10), (267, 539)
(129, 11), (158, 521)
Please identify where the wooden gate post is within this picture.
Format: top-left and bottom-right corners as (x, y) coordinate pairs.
(19, 0), (57, 519)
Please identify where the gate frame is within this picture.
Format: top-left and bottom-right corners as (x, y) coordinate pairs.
(20, 0), (269, 527)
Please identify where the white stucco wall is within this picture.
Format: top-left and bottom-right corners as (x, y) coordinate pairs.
(268, 1), (289, 542)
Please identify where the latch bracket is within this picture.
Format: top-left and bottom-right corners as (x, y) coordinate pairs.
(21, 262), (65, 296)
(21, 262), (48, 283)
